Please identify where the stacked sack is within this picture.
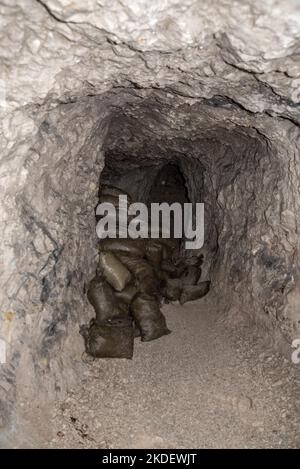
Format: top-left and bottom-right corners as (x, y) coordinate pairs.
(161, 253), (211, 304)
(100, 237), (170, 342)
(81, 185), (210, 359)
(143, 236), (210, 305)
(80, 256), (135, 359)
(81, 186), (171, 359)
(80, 186), (135, 358)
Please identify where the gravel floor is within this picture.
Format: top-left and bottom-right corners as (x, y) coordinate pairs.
(45, 298), (300, 448)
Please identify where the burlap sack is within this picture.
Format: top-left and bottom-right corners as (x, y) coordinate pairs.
(100, 185), (132, 201)
(80, 319), (134, 359)
(100, 238), (146, 258)
(87, 275), (131, 324)
(98, 251), (131, 291)
(131, 293), (171, 342)
(114, 283), (138, 304)
(180, 281), (211, 304)
(161, 259), (185, 278)
(180, 265), (202, 285)
(164, 278), (182, 301)
(145, 240), (163, 268)
(116, 253), (159, 296)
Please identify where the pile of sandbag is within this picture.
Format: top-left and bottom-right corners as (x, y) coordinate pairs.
(81, 239), (171, 358)
(81, 185), (210, 359)
(161, 254), (211, 304)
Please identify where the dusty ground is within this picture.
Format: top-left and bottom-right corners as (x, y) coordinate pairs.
(9, 297), (299, 449)
(37, 297), (299, 449)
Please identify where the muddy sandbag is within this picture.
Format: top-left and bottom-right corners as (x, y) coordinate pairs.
(100, 238), (146, 257)
(98, 194), (122, 206)
(160, 237), (178, 247)
(180, 281), (211, 304)
(160, 259), (186, 279)
(116, 253), (159, 296)
(158, 237), (178, 251)
(156, 269), (169, 290)
(145, 240), (163, 268)
(133, 322), (141, 338)
(80, 319), (134, 358)
(95, 197), (131, 233)
(98, 188), (132, 222)
(161, 244), (174, 261)
(87, 275), (130, 324)
(98, 251), (131, 291)
(144, 237), (177, 261)
(98, 188), (131, 209)
(131, 294), (171, 342)
(100, 185), (132, 201)
(96, 190), (132, 232)
(114, 283), (138, 304)
(180, 255), (203, 285)
(98, 194), (132, 211)
(164, 278), (182, 301)
(180, 265), (202, 285)
(160, 259), (176, 277)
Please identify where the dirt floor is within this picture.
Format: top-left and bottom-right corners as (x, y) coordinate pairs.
(37, 297), (299, 449)
(8, 297), (299, 449)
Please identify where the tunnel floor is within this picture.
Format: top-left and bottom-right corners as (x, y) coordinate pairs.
(18, 298), (298, 449)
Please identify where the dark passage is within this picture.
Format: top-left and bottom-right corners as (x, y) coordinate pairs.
(148, 163), (189, 205)
(81, 159), (209, 359)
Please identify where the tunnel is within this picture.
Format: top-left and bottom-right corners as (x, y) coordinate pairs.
(0, 0), (299, 449)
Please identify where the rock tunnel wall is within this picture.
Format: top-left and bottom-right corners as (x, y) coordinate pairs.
(0, 0), (299, 439)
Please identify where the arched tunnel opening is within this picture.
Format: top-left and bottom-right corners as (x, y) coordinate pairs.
(147, 163), (189, 206)
(0, 0), (299, 450)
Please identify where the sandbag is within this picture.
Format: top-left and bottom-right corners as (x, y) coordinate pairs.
(100, 238), (146, 258)
(144, 237), (177, 261)
(148, 224), (172, 239)
(156, 269), (169, 289)
(161, 244), (174, 260)
(96, 190), (132, 234)
(145, 240), (163, 268)
(114, 283), (138, 304)
(180, 281), (211, 304)
(180, 255), (203, 285)
(180, 265), (202, 286)
(158, 237), (178, 250)
(96, 217), (131, 240)
(131, 294), (171, 342)
(100, 185), (132, 201)
(133, 322), (141, 338)
(116, 253), (159, 296)
(164, 278), (182, 301)
(98, 251), (131, 291)
(160, 259), (176, 275)
(96, 197), (130, 234)
(87, 275), (131, 324)
(80, 319), (134, 359)
(97, 189), (131, 215)
(98, 194), (131, 210)
(160, 259), (185, 279)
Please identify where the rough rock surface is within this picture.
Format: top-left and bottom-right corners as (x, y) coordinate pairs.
(0, 0), (299, 443)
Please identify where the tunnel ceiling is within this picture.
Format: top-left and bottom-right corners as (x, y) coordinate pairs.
(0, 0), (300, 440)
(103, 92), (272, 169)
